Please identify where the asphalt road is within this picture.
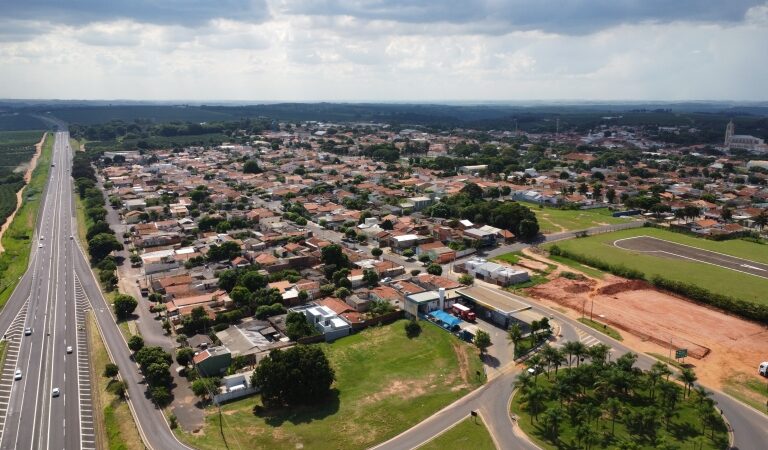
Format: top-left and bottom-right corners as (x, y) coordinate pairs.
(614, 235), (768, 279)
(0, 131), (95, 450)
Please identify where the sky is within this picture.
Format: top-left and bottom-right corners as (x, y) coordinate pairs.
(1, 0), (767, 102)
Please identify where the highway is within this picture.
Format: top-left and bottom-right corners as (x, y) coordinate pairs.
(0, 131), (95, 450)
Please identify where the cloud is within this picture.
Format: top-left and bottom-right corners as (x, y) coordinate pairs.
(279, 0), (764, 35)
(4, 0), (271, 28)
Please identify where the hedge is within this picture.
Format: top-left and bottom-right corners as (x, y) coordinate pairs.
(548, 245), (645, 280)
(649, 276), (768, 324)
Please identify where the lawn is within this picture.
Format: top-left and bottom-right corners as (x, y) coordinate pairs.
(0, 133), (52, 308)
(544, 227), (768, 306)
(419, 416), (496, 450)
(533, 207), (630, 234)
(176, 320), (486, 450)
(511, 368), (728, 450)
(723, 372), (768, 415)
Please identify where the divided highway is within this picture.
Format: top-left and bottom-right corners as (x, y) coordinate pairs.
(0, 131), (95, 450)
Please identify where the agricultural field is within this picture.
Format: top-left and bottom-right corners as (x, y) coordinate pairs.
(0, 130), (44, 177)
(532, 207), (632, 234)
(545, 227), (768, 307)
(176, 320), (485, 450)
(0, 114), (47, 131)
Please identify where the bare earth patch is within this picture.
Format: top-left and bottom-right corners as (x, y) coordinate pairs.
(526, 275), (768, 389)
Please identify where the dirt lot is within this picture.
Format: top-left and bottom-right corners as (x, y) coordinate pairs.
(525, 274), (768, 389)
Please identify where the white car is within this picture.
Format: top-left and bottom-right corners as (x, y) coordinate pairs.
(51, 388), (60, 397)
(24, 327), (32, 336)
(14, 369), (22, 381)
(69, 235), (74, 240)
(38, 244), (43, 248)
(66, 346), (73, 354)
(39, 236), (44, 240)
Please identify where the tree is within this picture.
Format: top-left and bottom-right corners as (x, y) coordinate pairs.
(404, 319), (421, 338)
(285, 311), (316, 341)
(518, 219), (539, 241)
(103, 363), (119, 379)
(508, 323), (523, 357)
(239, 272), (268, 291)
(128, 335), (144, 353)
(605, 397), (622, 435)
(460, 182), (483, 200)
(679, 368), (697, 398)
(606, 188), (617, 204)
(243, 159), (261, 173)
(150, 386), (172, 406)
(402, 248), (415, 259)
(458, 274), (474, 285)
(321, 244), (349, 269)
(371, 247), (383, 259)
(113, 294), (138, 320)
(522, 385), (547, 424)
(541, 405), (566, 440)
(191, 377), (218, 404)
(362, 269), (379, 287)
(426, 263), (442, 276)
(252, 345), (335, 407)
(418, 254), (432, 264)
(229, 286), (252, 307)
(474, 330), (491, 355)
(88, 233), (123, 262)
(176, 347), (195, 366)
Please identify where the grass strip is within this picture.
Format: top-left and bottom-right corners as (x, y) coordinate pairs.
(418, 416), (496, 450)
(578, 318), (623, 341)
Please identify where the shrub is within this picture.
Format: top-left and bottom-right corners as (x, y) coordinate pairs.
(404, 319), (421, 338)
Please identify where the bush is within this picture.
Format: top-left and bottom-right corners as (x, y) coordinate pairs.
(404, 319), (421, 338)
(458, 274), (474, 285)
(113, 294), (138, 319)
(103, 363), (119, 378)
(548, 245), (645, 280)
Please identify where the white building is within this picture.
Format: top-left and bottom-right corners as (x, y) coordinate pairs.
(464, 258), (530, 286)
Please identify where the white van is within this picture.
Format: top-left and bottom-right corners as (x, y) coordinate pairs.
(759, 361), (768, 377)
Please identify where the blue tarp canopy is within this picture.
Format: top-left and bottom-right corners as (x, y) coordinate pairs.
(429, 310), (461, 328)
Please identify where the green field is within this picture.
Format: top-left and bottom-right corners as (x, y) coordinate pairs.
(545, 227), (768, 306)
(533, 207), (631, 234)
(176, 320), (485, 450)
(0, 133), (52, 308)
(419, 416), (496, 450)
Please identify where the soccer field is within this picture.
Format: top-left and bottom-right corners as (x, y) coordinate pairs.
(532, 207), (632, 234)
(545, 227), (768, 306)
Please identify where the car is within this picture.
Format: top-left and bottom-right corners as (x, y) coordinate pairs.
(66, 346), (73, 354)
(381, 277), (392, 283)
(69, 235), (74, 240)
(39, 236), (44, 240)
(14, 369), (21, 380)
(24, 327), (32, 336)
(51, 388), (60, 397)
(38, 244), (43, 248)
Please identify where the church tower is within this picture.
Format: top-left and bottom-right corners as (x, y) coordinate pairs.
(724, 120), (734, 147)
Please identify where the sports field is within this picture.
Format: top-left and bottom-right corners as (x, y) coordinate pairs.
(532, 207), (632, 234)
(545, 227), (768, 306)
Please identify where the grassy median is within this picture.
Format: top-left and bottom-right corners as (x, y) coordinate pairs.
(0, 133), (53, 308)
(176, 320), (485, 450)
(418, 416), (496, 450)
(89, 313), (145, 450)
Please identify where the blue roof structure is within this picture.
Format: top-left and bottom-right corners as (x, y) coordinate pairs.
(429, 310), (461, 329)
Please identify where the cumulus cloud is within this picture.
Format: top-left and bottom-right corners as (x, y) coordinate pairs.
(0, 0), (766, 101)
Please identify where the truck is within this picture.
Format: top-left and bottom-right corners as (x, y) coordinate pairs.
(452, 303), (476, 322)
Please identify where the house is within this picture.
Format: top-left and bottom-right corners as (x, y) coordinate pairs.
(193, 346), (232, 377)
(463, 258), (530, 286)
(294, 304), (352, 342)
(213, 370), (258, 405)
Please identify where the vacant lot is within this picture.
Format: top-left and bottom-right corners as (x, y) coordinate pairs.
(525, 276), (768, 390)
(545, 227), (768, 306)
(177, 320), (485, 450)
(533, 207), (630, 234)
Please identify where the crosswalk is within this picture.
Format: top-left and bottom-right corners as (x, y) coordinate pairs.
(575, 327), (603, 348)
(74, 274), (96, 450)
(0, 300), (29, 440)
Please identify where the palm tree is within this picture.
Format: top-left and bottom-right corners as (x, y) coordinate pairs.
(525, 354), (544, 382)
(678, 368), (697, 398)
(548, 347), (566, 375)
(563, 341), (582, 367)
(541, 405), (566, 440)
(572, 341), (588, 367)
(515, 371), (534, 394)
(604, 397), (622, 435)
(522, 386), (547, 424)
(648, 361), (668, 400)
(529, 320), (540, 344)
(694, 385), (712, 406)
(508, 323), (523, 357)
(588, 343), (611, 365)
